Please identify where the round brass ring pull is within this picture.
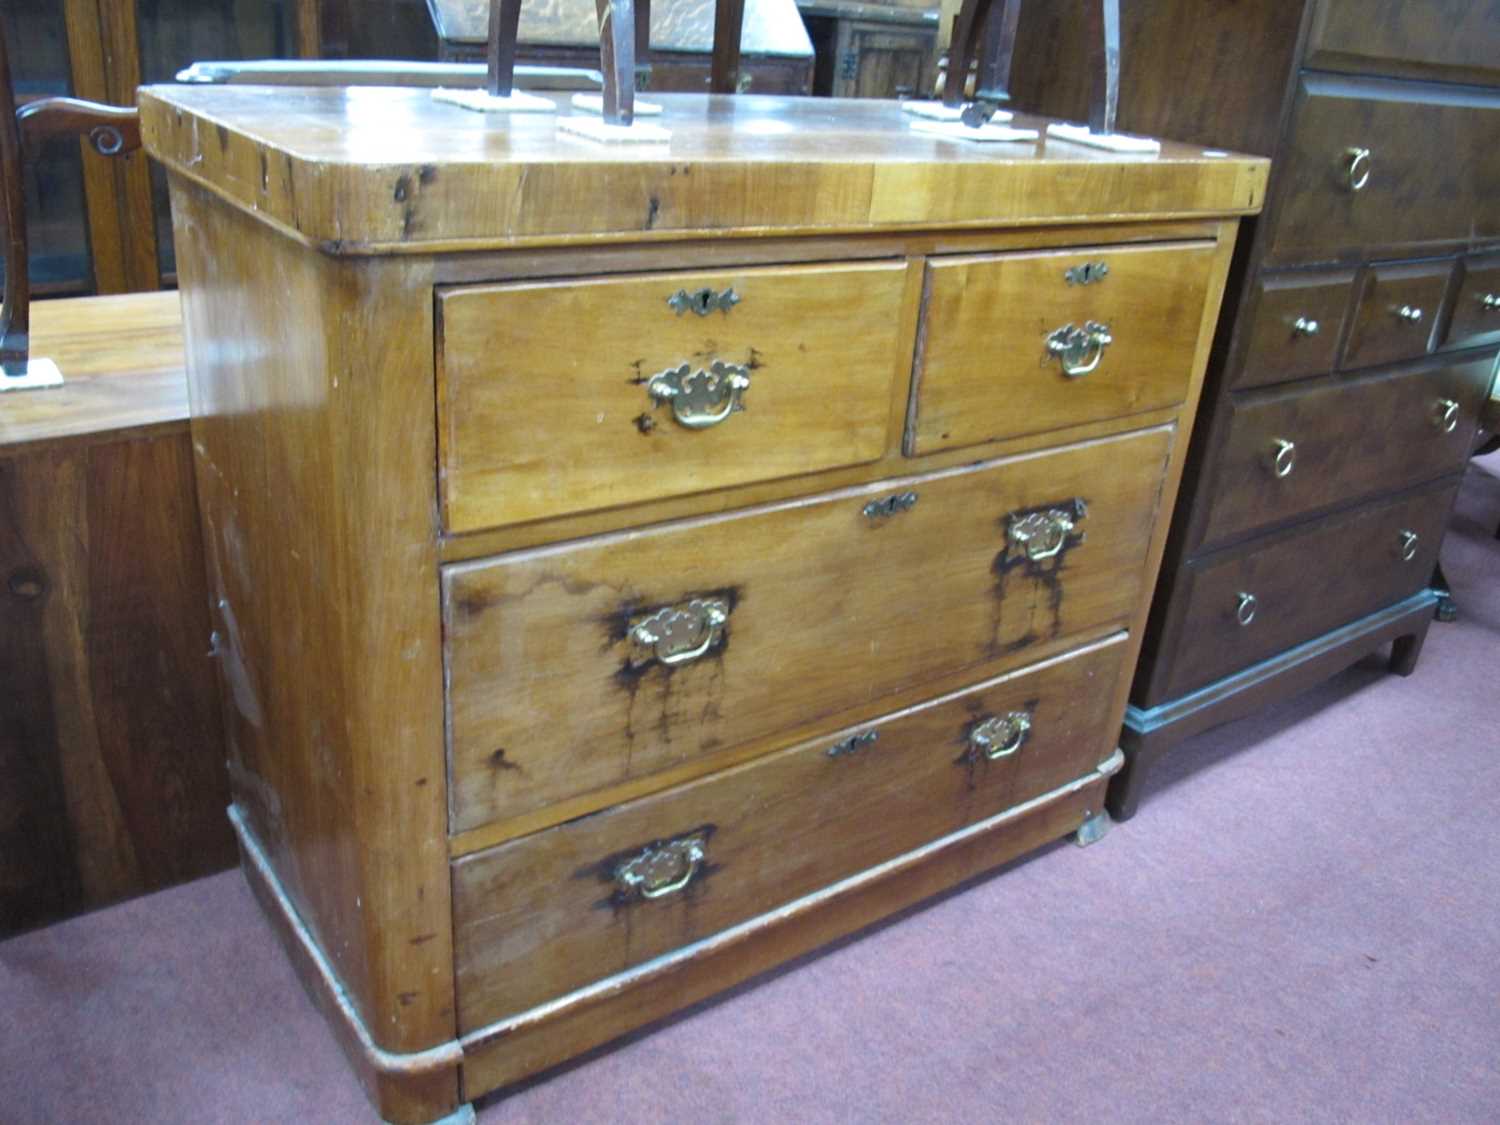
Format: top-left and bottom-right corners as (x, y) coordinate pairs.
(1398, 529), (1420, 562)
(1482, 293), (1500, 311)
(1344, 146), (1371, 192)
(1236, 592), (1258, 627)
(1293, 316), (1320, 337)
(1432, 398), (1460, 434)
(1269, 438), (1296, 478)
(1395, 305), (1424, 324)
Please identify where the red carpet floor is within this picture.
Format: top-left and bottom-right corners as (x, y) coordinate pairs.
(3, 456), (1498, 1124)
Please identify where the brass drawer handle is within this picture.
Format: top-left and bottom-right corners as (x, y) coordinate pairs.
(1481, 292), (1499, 311)
(1045, 320), (1113, 378)
(1394, 304), (1424, 324)
(1432, 398), (1460, 433)
(1292, 316), (1320, 337)
(630, 597), (730, 666)
(1236, 592), (1258, 627)
(647, 361), (750, 430)
(970, 711), (1031, 760)
(667, 286), (740, 317)
(1007, 501), (1085, 562)
(1344, 146), (1371, 192)
(1398, 529), (1420, 562)
(1268, 438), (1296, 478)
(616, 832), (708, 900)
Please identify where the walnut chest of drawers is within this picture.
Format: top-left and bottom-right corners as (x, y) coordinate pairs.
(1011, 0), (1500, 819)
(140, 85), (1264, 1123)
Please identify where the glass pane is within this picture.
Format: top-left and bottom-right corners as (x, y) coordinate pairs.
(3, 0), (92, 294)
(136, 0), (299, 280)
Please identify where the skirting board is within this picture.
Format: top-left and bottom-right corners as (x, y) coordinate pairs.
(232, 751), (1121, 1115)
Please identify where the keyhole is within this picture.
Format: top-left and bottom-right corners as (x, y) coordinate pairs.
(693, 290), (713, 314)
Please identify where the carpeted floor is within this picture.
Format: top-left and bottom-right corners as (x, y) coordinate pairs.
(3, 456), (1497, 1125)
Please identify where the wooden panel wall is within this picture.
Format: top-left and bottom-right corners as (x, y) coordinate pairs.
(0, 431), (232, 935)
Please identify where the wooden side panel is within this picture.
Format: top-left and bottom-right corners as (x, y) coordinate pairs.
(438, 261), (910, 532)
(445, 426), (1173, 833)
(167, 177), (457, 1097)
(1306, 0), (1500, 85)
(910, 241), (1214, 454)
(0, 434), (231, 936)
(453, 636), (1126, 1030)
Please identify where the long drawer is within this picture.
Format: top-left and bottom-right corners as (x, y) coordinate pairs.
(908, 241), (1214, 454)
(452, 634), (1127, 1031)
(437, 261), (910, 533)
(1265, 74), (1500, 265)
(1195, 352), (1492, 550)
(1148, 477), (1459, 704)
(445, 426), (1172, 832)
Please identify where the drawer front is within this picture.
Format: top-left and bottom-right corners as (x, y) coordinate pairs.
(1197, 354), (1491, 549)
(1158, 480), (1458, 702)
(1266, 75), (1500, 266)
(1442, 255), (1500, 352)
(445, 427), (1172, 832)
(452, 636), (1128, 1030)
(437, 262), (910, 533)
(908, 242), (1214, 454)
(1342, 260), (1450, 370)
(1234, 269), (1353, 389)
(1306, 0), (1500, 82)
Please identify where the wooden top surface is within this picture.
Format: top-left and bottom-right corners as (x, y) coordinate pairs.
(430, 0), (814, 57)
(139, 86), (1268, 253)
(1, 291), (187, 454)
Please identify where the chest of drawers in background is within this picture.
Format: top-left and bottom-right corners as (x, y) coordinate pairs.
(141, 86), (1264, 1124)
(1011, 0), (1500, 819)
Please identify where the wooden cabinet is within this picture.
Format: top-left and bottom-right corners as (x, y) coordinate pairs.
(141, 86), (1262, 1123)
(800, 1), (940, 100)
(1010, 0), (1500, 819)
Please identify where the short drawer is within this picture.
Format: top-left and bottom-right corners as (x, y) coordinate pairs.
(1266, 75), (1500, 265)
(1196, 352), (1491, 549)
(452, 635), (1128, 1030)
(907, 241), (1214, 454)
(437, 261), (910, 533)
(1441, 254), (1500, 352)
(1342, 260), (1450, 371)
(1233, 269), (1353, 390)
(445, 426), (1173, 832)
(1154, 479), (1458, 703)
(1306, 0), (1500, 83)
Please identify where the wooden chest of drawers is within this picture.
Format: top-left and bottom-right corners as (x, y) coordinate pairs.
(1010, 0), (1500, 818)
(140, 86), (1263, 1123)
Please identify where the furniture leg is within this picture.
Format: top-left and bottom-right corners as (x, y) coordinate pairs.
(1388, 615), (1432, 677)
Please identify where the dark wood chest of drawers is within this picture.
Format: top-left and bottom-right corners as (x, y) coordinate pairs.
(1011, 0), (1500, 816)
(141, 85), (1263, 1122)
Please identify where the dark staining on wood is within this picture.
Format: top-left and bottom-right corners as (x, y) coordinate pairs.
(393, 174), (412, 204)
(259, 151), (269, 192)
(574, 823), (720, 913)
(7, 566), (46, 600)
(634, 412), (656, 435)
(989, 496), (1088, 653)
(418, 164), (437, 186)
(488, 747), (522, 772)
(627, 358), (648, 385)
(646, 195), (661, 228)
(215, 123), (230, 150)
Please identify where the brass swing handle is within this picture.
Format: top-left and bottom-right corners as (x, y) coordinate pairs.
(969, 711), (1032, 760)
(1006, 502), (1086, 562)
(630, 597), (731, 666)
(647, 360), (751, 430)
(615, 833), (708, 901)
(1045, 321), (1114, 378)
(1432, 398), (1460, 434)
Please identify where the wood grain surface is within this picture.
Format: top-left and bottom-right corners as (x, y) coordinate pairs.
(438, 260), (909, 531)
(909, 240), (1213, 454)
(444, 426), (1171, 833)
(1341, 259), (1449, 371)
(167, 178), (459, 1120)
(137, 86), (1267, 253)
(1192, 352), (1493, 552)
(453, 635), (1126, 1029)
(1232, 269), (1354, 391)
(0, 433), (229, 935)
(1442, 254), (1500, 353)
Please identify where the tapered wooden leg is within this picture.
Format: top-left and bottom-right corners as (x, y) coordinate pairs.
(710, 0), (746, 94)
(485, 0), (523, 97)
(941, 0), (996, 107)
(1107, 726), (1170, 823)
